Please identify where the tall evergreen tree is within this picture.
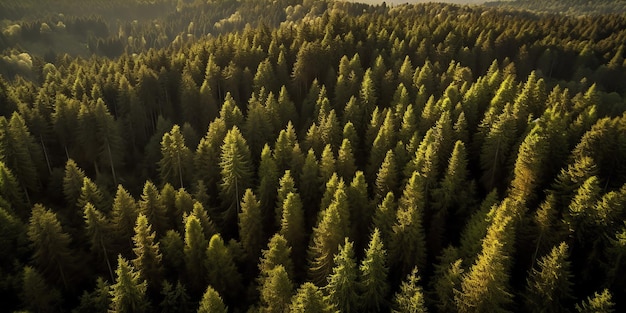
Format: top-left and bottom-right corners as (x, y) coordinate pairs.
(238, 189), (264, 261)
(392, 267), (428, 313)
(109, 255), (149, 313)
(359, 228), (390, 312)
(325, 238), (359, 312)
(219, 126), (253, 232)
(27, 204), (75, 288)
(131, 214), (163, 292)
(183, 214), (208, 297)
(159, 124), (192, 189)
(260, 265), (294, 313)
(198, 285), (228, 313)
(290, 282), (335, 313)
(524, 242), (573, 313)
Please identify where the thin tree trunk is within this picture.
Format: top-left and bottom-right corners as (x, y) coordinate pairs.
(101, 238), (114, 281)
(64, 145), (70, 161)
(106, 140), (117, 186)
(40, 135), (52, 174)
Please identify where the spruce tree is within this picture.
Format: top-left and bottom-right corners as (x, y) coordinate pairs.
(524, 242), (573, 312)
(110, 255), (149, 313)
(159, 125), (192, 189)
(392, 267), (428, 313)
(27, 204), (75, 288)
(260, 265), (293, 313)
(197, 286), (227, 313)
(359, 228), (390, 312)
(238, 189), (264, 261)
(131, 214), (163, 292)
(325, 238), (359, 312)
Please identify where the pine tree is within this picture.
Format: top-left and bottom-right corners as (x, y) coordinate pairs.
(160, 230), (185, 281)
(219, 126), (253, 232)
(160, 281), (191, 313)
(456, 202), (515, 313)
(131, 214), (163, 292)
(197, 286), (227, 313)
(77, 176), (107, 213)
(359, 228), (390, 312)
(276, 170), (297, 226)
(373, 192), (397, 248)
(259, 233), (294, 284)
(279, 192), (306, 268)
(205, 234), (241, 303)
(21, 266), (62, 313)
(575, 289), (614, 313)
(139, 180), (168, 236)
(63, 159), (85, 208)
(257, 144), (279, 224)
(159, 124), (192, 189)
(525, 242), (573, 312)
(391, 172), (427, 276)
(290, 282), (335, 313)
(27, 204), (75, 288)
(260, 265), (294, 313)
(74, 277), (111, 313)
(375, 150), (399, 200)
(319, 144), (337, 185)
(392, 267), (428, 313)
(347, 171), (372, 250)
(183, 214), (208, 296)
(84, 202), (115, 280)
(110, 255), (149, 313)
(0, 113), (42, 202)
(238, 189), (264, 261)
(337, 138), (357, 182)
(324, 238), (359, 312)
(111, 185), (139, 256)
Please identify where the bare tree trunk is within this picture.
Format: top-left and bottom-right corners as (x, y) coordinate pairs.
(40, 135), (52, 174)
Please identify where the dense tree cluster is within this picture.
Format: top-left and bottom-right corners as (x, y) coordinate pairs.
(0, 0), (625, 312)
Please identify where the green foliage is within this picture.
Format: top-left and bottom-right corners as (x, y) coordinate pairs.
(324, 238), (359, 312)
(392, 267), (428, 313)
(359, 228), (390, 312)
(197, 285), (227, 313)
(290, 282), (335, 313)
(110, 255), (149, 313)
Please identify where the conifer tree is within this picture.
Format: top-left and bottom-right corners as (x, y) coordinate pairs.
(257, 144), (279, 224)
(183, 214), (208, 296)
(205, 234), (241, 303)
(359, 228), (390, 312)
(219, 126), (253, 231)
(160, 281), (191, 313)
(279, 192), (306, 266)
(337, 138), (357, 182)
(197, 286), (228, 313)
(27, 204), (75, 288)
(319, 144), (336, 185)
(575, 289), (614, 313)
(159, 125), (192, 189)
(373, 192), (397, 247)
(139, 180), (168, 236)
(63, 159), (86, 209)
(111, 185), (139, 256)
(347, 171), (371, 248)
(308, 189), (350, 285)
(392, 267), (428, 313)
(290, 282), (335, 313)
(524, 242), (573, 312)
(21, 266), (62, 313)
(325, 238), (359, 312)
(77, 176), (107, 213)
(74, 276), (111, 313)
(276, 170), (297, 226)
(110, 255), (149, 313)
(375, 150), (399, 200)
(391, 172), (427, 276)
(238, 189), (264, 261)
(259, 234), (294, 284)
(260, 265), (293, 313)
(132, 214), (163, 292)
(84, 202), (115, 280)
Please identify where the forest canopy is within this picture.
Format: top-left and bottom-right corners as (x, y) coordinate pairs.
(0, 0), (625, 312)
